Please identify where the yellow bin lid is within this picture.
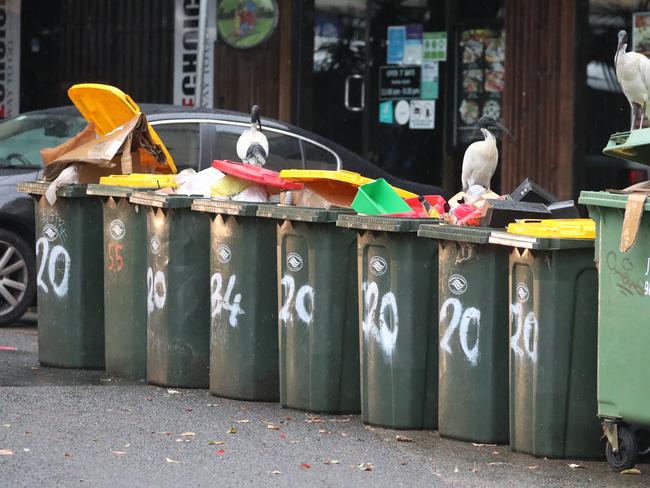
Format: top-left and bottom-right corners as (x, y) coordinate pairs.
(68, 83), (177, 174)
(279, 169), (417, 199)
(507, 219), (595, 239)
(99, 173), (177, 188)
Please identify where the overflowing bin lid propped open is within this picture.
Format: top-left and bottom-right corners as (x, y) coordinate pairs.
(68, 83), (177, 174)
(212, 160), (303, 194)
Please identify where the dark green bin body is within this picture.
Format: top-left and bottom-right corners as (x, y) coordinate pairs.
(337, 215), (438, 429)
(87, 185), (148, 380)
(192, 200), (279, 401)
(489, 232), (602, 458)
(130, 192), (210, 388)
(418, 225), (509, 443)
(257, 205), (359, 413)
(18, 182), (104, 369)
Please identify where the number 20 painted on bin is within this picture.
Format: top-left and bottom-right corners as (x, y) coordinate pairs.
(362, 281), (399, 357)
(510, 302), (538, 363)
(279, 275), (314, 326)
(36, 237), (71, 298)
(439, 298), (481, 367)
(146, 267), (166, 314)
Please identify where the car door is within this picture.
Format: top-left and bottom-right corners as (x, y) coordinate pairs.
(149, 120), (203, 171)
(206, 121), (341, 172)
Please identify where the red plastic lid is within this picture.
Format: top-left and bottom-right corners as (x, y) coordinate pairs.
(212, 160), (303, 191)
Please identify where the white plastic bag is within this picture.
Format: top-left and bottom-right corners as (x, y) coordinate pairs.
(45, 164), (80, 205)
(175, 167), (225, 196)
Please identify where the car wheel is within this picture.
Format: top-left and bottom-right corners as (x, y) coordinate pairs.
(0, 229), (36, 326)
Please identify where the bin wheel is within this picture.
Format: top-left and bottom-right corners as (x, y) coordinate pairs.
(606, 425), (638, 471)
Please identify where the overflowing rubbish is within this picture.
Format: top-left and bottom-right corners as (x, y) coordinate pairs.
(175, 167), (225, 196)
(351, 178), (412, 215)
(506, 219), (595, 239)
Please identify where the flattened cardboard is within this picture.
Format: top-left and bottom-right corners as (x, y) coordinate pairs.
(620, 193), (647, 252)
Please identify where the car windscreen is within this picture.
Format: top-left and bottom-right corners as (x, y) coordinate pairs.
(0, 113), (86, 168)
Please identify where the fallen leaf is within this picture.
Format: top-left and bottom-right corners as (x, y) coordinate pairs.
(279, 432), (286, 440)
(0, 346), (17, 351)
(305, 415), (325, 424)
(208, 440), (224, 446)
(301, 463), (312, 469)
(364, 426), (376, 432)
(235, 420), (250, 424)
(330, 417), (351, 423)
(144, 397), (152, 401)
(266, 424), (280, 430)
(568, 463), (586, 469)
(166, 457), (181, 464)
(216, 449), (225, 456)
(325, 460), (340, 465)
(226, 427), (237, 434)
(396, 435), (413, 443)
(64, 453), (72, 458)
(271, 470), (281, 475)
(400, 461), (408, 466)
(184, 407), (193, 412)
(0, 449), (13, 456)
(471, 465), (480, 473)
(471, 442), (496, 447)
(167, 389), (180, 395)
(527, 465), (539, 470)
(341, 432), (348, 437)
(355, 462), (373, 471)
(111, 451), (128, 456)
(620, 468), (641, 475)
(491, 450), (500, 455)
(180, 432), (195, 437)
(318, 429), (331, 435)
(2, 424), (10, 428)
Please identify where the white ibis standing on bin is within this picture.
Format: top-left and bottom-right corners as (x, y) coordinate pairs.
(461, 116), (513, 192)
(236, 105), (269, 166)
(615, 30), (650, 131)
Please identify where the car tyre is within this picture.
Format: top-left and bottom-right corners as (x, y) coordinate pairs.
(0, 229), (36, 326)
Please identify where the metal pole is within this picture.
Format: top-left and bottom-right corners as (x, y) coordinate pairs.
(196, 0), (209, 107)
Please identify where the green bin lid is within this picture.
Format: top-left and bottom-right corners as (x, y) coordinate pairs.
(602, 129), (650, 166)
(579, 191), (650, 211)
(17, 181), (89, 198)
(86, 184), (149, 199)
(488, 231), (594, 250)
(336, 214), (434, 232)
(256, 204), (354, 223)
(417, 224), (496, 244)
(129, 191), (206, 209)
(191, 199), (259, 216)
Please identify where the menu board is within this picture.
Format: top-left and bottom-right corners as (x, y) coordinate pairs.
(455, 28), (505, 145)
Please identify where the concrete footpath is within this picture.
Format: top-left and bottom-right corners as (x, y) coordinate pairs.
(1, 323), (648, 488)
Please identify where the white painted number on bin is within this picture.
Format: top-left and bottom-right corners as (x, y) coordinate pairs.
(279, 275), (314, 326)
(362, 281), (399, 357)
(510, 302), (538, 363)
(147, 267), (167, 314)
(439, 298), (481, 366)
(36, 237), (71, 298)
(210, 272), (245, 327)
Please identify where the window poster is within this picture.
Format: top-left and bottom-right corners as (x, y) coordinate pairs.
(456, 28), (505, 144)
(387, 26), (406, 64)
(633, 12), (650, 56)
(423, 32), (447, 62)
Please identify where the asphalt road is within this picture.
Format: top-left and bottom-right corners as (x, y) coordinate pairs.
(1, 323), (648, 488)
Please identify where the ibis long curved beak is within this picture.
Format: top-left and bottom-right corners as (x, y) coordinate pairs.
(490, 119), (514, 141)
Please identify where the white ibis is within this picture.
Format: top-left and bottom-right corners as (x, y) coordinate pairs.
(615, 30), (650, 130)
(461, 116), (512, 192)
(236, 105), (269, 166)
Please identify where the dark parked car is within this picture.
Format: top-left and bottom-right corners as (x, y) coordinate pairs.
(0, 104), (448, 325)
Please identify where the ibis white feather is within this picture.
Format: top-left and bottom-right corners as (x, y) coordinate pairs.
(461, 128), (498, 191)
(615, 30), (650, 130)
(236, 105), (269, 166)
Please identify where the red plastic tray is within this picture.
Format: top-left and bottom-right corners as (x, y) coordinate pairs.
(212, 160), (303, 191)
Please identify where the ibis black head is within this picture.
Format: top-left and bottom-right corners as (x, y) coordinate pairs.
(250, 105), (262, 129)
(477, 116), (513, 140)
(618, 30), (628, 47)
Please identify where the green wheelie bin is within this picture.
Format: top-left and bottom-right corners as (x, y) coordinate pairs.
(488, 230), (602, 459)
(191, 199), (279, 401)
(129, 192), (210, 388)
(17, 182), (104, 369)
(255, 205), (359, 413)
(417, 224), (509, 444)
(580, 191), (650, 470)
(336, 215), (438, 429)
(86, 184), (148, 380)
